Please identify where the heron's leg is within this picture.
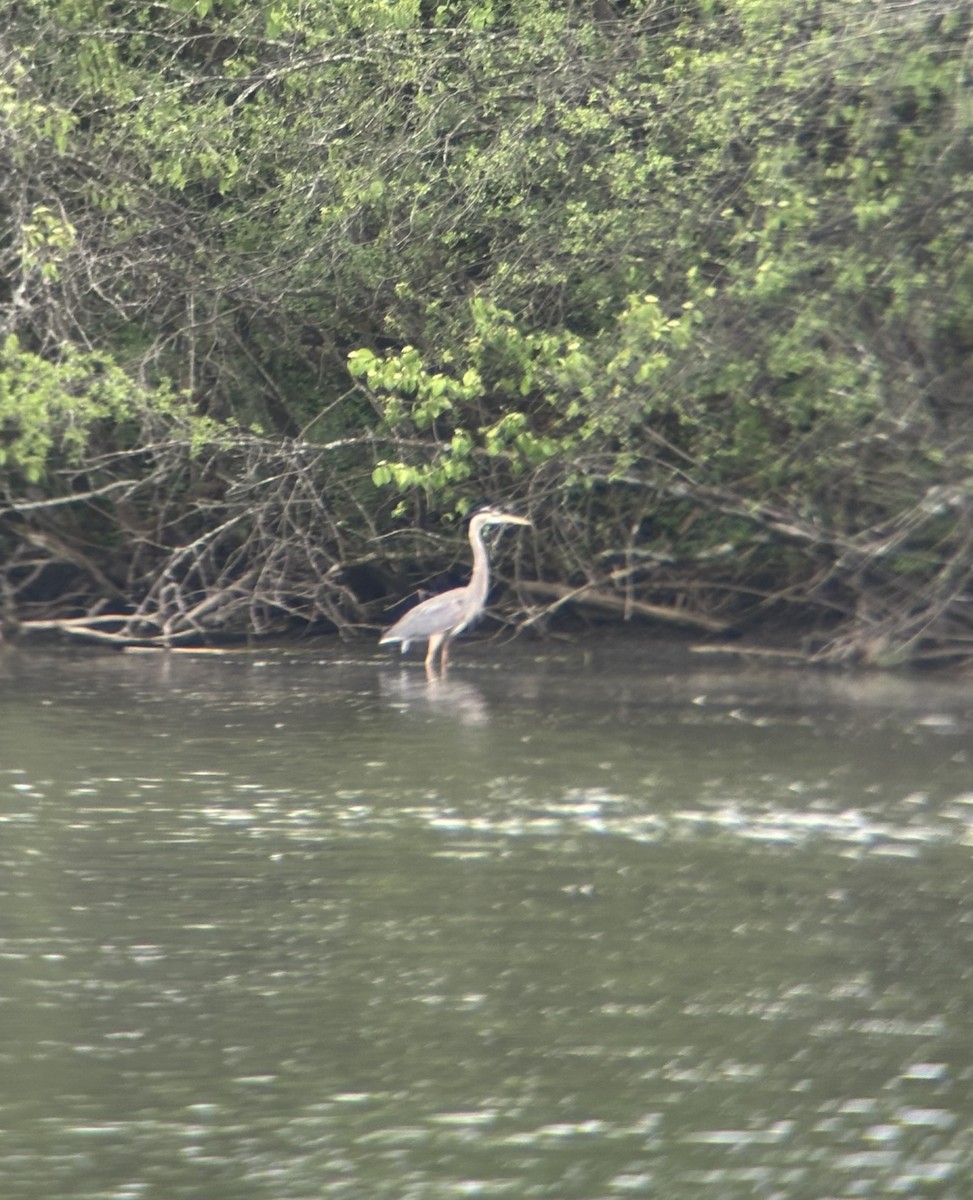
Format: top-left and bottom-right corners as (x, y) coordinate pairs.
(425, 633), (445, 679)
(440, 635), (453, 674)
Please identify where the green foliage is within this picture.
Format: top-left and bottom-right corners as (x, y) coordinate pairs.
(0, 337), (218, 483)
(355, 299), (588, 506)
(19, 204), (77, 281)
(5, 0), (973, 645)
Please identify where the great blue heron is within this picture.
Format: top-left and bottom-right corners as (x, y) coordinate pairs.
(379, 507), (531, 677)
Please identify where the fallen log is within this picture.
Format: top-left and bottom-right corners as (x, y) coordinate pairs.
(519, 579), (731, 633)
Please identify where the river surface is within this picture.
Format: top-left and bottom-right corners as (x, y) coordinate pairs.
(1, 636), (972, 1199)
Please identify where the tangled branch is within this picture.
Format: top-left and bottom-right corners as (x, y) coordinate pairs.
(1, 434), (384, 646)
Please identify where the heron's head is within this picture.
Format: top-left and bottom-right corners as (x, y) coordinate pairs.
(472, 506), (531, 530)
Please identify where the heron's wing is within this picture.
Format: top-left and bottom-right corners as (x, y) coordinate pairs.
(379, 586), (473, 645)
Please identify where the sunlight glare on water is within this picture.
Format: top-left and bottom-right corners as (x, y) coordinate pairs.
(1, 639), (972, 1199)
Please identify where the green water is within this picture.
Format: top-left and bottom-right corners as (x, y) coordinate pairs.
(1, 639), (971, 1199)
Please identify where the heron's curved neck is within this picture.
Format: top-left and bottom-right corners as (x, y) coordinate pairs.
(468, 519), (491, 608)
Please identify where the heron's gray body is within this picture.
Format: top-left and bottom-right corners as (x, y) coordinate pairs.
(379, 508), (530, 677)
(380, 587), (475, 654)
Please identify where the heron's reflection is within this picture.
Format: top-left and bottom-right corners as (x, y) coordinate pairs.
(380, 669), (489, 726)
